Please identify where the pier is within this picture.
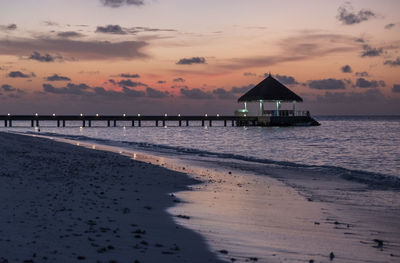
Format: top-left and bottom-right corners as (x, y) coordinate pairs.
(0, 112), (319, 127)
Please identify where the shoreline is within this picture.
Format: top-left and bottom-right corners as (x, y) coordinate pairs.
(0, 132), (225, 262)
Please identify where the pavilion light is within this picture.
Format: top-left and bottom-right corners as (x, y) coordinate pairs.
(7, 113), (10, 116)
(52, 113), (56, 117)
(164, 113), (168, 117)
(205, 114), (208, 117)
(217, 114), (220, 117)
(123, 113), (126, 117)
(35, 113), (38, 116)
(138, 113), (141, 117)
(80, 113), (83, 117)
(178, 114), (181, 117)
(96, 113), (99, 117)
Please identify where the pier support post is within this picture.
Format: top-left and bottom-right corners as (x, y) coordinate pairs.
(224, 120), (227, 127)
(186, 120), (189, 126)
(202, 120), (204, 127)
(162, 120), (165, 127)
(36, 120), (39, 127)
(132, 120), (135, 127)
(113, 120), (116, 127)
(4, 120), (7, 127)
(107, 120), (110, 127)
(57, 120), (60, 127)
(209, 120), (212, 127)
(179, 120), (182, 126)
(156, 120), (158, 127)
(89, 120), (91, 127)
(231, 120), (234, 127)
(82, 120), (85, 127)
(31, 120), (34, 127)
(9, 120), (12, 127)
(63, 120), (66, 127)
(138, 120), (141, 127)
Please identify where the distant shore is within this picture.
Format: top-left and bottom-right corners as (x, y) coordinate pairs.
(0, 132), (224, 263)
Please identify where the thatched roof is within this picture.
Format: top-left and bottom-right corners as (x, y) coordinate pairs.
(238, 75), (303, 102)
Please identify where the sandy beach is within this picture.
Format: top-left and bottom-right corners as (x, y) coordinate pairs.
(0, 132), (224, 263)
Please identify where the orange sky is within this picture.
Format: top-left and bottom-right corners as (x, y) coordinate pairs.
(0, 0), (399, 115)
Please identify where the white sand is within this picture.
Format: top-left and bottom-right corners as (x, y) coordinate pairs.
(0, 132), (224, 263)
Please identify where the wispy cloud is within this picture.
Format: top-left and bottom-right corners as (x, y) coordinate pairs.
(355, 78), (385, 88)
(341, 65), (352, 73)
(96, 25), (127, 34)
(384, 57), (400, 67)
(8, 71), (35, 78)
(337, 3), (376, 25)
(29, 51), (61, 62)
(308, 79), (346, 90)
(100, 0), (144, 8)
(176, 57), (206, 65)
(46, 74), (71, 81)
(0, 24), (17, 31)
(361, 45), (383, 57)
(0, 37), (148, 60)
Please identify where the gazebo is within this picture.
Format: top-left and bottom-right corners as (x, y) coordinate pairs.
(236, 74), (303, 117)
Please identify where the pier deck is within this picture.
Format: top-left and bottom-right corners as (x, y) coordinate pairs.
(0, 115), (319, 127)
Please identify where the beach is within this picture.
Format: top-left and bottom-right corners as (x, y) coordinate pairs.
(0, 132), (224, 263)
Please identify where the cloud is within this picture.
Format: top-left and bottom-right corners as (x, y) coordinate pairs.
(309, 78), (346, 90)
(176, 57), (206, 65)
(341, 65), (352, 73)
(43, 83), (91, 95)
(117, 79), (148, 87)
(96, 25), (126, 34)
(384, 57), (400, 67)
(361, 45), (383, 57)
(355, 78), (385, 88)
(243, 72), (256, 77)
(274, 74), (299, 85)
(385, 23), (396, 30)
(337, 3), (376, 25)
(317, 89), (386, 104)
(180, 88), (212, 99)
(8, 71), (34, 78)
(217, 33), (360, 71)
(100, 0), (144, 8)
(120, 73), (140, 78)
(392, 84), (400, 93)
(29, 51), (59, 62)
(146, 87), (169, 98)
(212, 88), (235, 99)
(0, 24), (17, 31)
(355, 71), (369, 77)
(173, 77), (185, 82)
(1, 84), (15, 92)
(0, 37), (148, 60)
(121, 87), (146, 97)
(157, 80), (166, 84)
(46, 74), (71, 81)
(57, 31), (84, 38)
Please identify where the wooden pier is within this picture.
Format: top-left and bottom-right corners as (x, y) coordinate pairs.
(0, 113), (319, 127)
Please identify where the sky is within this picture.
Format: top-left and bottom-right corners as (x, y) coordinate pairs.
(0, 0), (399, 115)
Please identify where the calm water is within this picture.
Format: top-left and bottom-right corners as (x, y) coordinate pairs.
(5, 116), (400, 180)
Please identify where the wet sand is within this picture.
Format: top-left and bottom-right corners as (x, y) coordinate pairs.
(0, 132), (224, 263)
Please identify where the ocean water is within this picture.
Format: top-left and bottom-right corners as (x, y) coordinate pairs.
(4, 116), (400, 262)
(5, 116), (400, 183)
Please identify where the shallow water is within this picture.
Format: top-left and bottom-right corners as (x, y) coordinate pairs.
(4, 116), (400, 180)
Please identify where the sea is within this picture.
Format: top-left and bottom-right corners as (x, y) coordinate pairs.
(4, 115), (400, 262)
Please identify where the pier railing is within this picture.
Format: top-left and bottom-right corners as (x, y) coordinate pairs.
(0, 114), (257, 128)
(263, 110), (310, 117)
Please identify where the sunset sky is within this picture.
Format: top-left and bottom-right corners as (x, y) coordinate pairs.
(1, 0), (399, 115)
